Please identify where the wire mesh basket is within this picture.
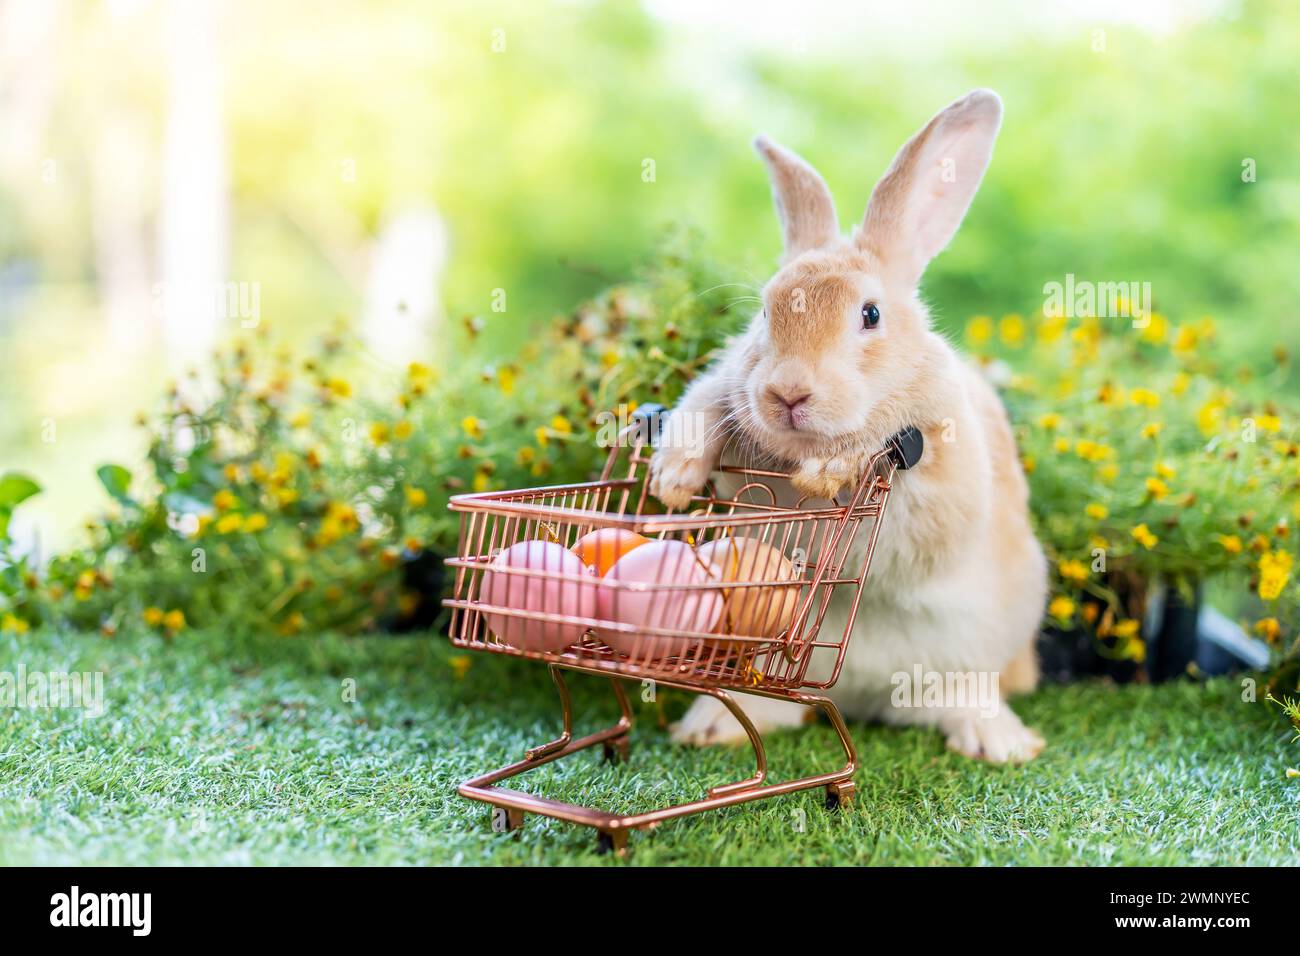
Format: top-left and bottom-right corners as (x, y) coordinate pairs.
(443, 405), (919, 854)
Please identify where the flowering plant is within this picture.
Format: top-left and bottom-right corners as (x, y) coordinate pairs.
(0, 242), (735, 639)
(968, 308), (1298, 669)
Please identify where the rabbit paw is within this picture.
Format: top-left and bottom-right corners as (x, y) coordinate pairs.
(670, 694), (808, 746)
(941, 708), (1045, 765)
(791, 454), (859, 501)
(649, 446), (712, 511)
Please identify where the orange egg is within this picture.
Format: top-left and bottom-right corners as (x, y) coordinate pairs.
(571, 528), (650, 576)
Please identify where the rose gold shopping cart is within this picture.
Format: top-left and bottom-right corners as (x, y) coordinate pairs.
(443, 405), (922, 855)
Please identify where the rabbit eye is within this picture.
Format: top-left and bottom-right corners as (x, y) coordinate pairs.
(861, 302), (881, 330)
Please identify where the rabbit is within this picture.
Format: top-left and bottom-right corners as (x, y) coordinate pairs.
(648, 89), (1047, 763)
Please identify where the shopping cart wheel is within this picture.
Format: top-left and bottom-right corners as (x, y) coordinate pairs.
(490, 806), (526, 833)
(595, 830), (628, 857)
(601, 735), (631, 765)
(824, 781), (855, 811)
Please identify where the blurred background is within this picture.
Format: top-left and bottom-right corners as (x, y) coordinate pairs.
(2, 0), (1298, 554)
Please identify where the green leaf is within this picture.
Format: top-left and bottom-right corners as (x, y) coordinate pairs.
(96, 464), (133, 504)
(0, 472), (41, 510)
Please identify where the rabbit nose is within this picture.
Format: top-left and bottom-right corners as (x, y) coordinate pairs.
(768, 386), (811, 411)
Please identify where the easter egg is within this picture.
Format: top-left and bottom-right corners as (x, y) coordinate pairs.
(571, 528), (649, 576)
(694, 536), (800, 639)
(596, 539), (724, 660)
(479, 540), (596, 652)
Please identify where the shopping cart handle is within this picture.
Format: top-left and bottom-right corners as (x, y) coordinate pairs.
(886, 425), (924, 470)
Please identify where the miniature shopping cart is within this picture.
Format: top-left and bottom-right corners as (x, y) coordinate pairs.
(443, 405), (921, 854)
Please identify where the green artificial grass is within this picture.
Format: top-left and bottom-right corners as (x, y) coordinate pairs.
(0, 627), (1296, 866)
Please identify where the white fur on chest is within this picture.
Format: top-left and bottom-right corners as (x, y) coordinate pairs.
(711, 455), (1021, 721)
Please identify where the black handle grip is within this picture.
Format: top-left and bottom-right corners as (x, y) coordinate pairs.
(886, 426), (924, 470)
(631, 403), (668, 446)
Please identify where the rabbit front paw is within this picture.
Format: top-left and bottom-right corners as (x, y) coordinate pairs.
(649, 447), (712, 511)
(791, 454), (861, 501)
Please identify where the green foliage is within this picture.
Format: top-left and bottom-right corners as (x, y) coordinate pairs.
(0, 240), (742, 638)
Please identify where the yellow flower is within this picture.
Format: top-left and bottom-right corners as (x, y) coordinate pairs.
(1117, 635), (1146, 663)
(213, 489), (238, 512)
(278, 611), (305, 635)
(1196, 400), (1225, 436)
(1021, 455), (1036, 475)
(1053, 437), (1070, 454)
(1129, 388), (1160, 408)
(1099, 464), (1119, 482)
(1, 613), (30, 634)
(461, 416), (483, 439)
(1141, 422), (1163, 440)
(393, 420), (414, 441)
(965, 315), (994, 346)
(1253, 617), (1281, 642)
(223, 463), (243, 482)
(215, 513), (243, 534)
(535, 426), (550, 448)
(273, 486), (299, 507)
(1038, 312), (1067, 343)
(1140, 312), (1169, 344)
(1216, 534), (1243, 554)
(405, 486), (427, 508)
(497, 366), (516, 395)
(472, 471), (491, 493)
(1037, 413), (1062, 430)
(999, 313), (1025, 346)
(1112, 618), (1141, 639)
(243, 513), (268, 533)
(1096, 382), (1123, 406)
(163, 609), (185, 631)
(1172, 325), (1198, 355)
(550, 415), (573, 434)
(1131, 524), (1158, 549)
(1259, 550), (1294, 601)
(449, 656), (473, 680)
(1171, 372), (1191, 396)
(1085, 503), (1108, 521)
(1256, 413), (1282, 434)
(1145, 479), (1168, 501)
(1058, 559), (1089, 585)
(143, 606), (165, 626)
(369, 422), (390, 445)
(1155, 461), (1176, 480)
(1048, 595), (1075, 623)
(1074, 440), (1113, 462)
(289, 410), (311, 429)
(327, 378), (352, 398)
(408, 361), (433, 384)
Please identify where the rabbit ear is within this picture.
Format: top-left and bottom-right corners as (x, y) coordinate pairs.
(858, 89), (1002, 286)
(754, 135), (839, 261)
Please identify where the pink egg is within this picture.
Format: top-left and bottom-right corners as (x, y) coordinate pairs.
(597, 539), (724, 660)
(479, 540), (596, 652)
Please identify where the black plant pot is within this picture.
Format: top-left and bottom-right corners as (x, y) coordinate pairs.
(1037, 584), (1201, 684)
(378, 547), (448, 634)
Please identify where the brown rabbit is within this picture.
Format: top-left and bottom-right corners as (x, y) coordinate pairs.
(649, 90), (1047, 763)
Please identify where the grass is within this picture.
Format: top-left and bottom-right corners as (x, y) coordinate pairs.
(1, 626), (1296, 866)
